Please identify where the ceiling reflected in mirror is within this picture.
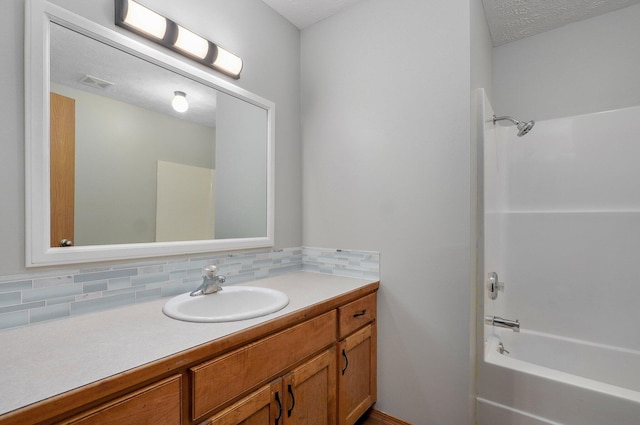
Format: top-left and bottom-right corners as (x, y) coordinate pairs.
(50, 22), (218, 128)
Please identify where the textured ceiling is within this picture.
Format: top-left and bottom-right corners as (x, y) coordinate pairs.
(482, 0), (640, 46)
(260, 0), (363, 29)
(261, 0), (640, 45)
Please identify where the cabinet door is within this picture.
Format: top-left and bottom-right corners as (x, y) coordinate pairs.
(283, 347), (337, 425)
(203, 380), (284, 425)
(338, 324), (376, 425)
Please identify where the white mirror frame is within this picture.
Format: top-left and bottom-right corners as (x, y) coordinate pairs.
(25, 0), (275, 267)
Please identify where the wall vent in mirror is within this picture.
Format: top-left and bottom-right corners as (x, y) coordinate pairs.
(115, 0), (243, 79)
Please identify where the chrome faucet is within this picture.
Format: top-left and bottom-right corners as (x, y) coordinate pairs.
(190, 265), (226, 297)
(485, 315), (520, 332)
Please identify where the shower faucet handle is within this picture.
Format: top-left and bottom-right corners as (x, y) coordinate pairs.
(487, 272), (504, 300)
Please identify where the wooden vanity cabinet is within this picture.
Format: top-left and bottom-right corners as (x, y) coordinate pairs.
(337, 294), (377, 425)
(197, 290), (378, 425)
(0, 282), (378, 425)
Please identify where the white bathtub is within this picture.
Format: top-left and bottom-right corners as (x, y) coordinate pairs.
(478, 327), (640, 425)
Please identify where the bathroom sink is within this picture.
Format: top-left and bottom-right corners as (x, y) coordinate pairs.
(162, 286), (289, 323)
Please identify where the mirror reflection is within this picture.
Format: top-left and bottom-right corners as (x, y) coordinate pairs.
(49, 23), (268, 248)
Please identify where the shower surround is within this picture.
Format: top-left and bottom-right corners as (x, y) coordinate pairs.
(477, 90), (640, 425)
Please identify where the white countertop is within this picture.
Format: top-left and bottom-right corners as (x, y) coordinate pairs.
(0, 271), (377, 416)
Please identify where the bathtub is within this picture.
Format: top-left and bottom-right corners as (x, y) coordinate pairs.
(477, 327), (640, 425)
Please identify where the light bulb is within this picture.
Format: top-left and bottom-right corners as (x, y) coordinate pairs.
(172, 91), (188, 113)
(212, 46), (243, 77)
(123, 0), (167, 39)
(174, 25), (209, 59)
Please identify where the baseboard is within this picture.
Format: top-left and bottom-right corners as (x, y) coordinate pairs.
(368, 408), (414, 425)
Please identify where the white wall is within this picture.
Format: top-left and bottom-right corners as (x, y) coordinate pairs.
(301, 0), (474, 422)
(471, 0), (493, 103)
(0, 0), (26, 275)
(493, 3), (640, 121)
(0, 0), (301, 275)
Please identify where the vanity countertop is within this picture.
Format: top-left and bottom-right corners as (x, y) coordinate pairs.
(0, 271), (378, 416)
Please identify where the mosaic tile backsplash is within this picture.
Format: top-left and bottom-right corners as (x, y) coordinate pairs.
(0, 247), (379, 330)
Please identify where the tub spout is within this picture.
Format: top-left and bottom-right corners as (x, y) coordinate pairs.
(485, 315), (520, 332)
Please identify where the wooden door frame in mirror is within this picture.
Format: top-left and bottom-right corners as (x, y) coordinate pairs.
(25, 0), (275, 267)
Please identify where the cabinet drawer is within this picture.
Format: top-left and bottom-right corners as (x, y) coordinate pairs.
(338, 293), (376, 339)
(191, 310), (337, 420)
(63, 375), (182, 425)
(199, 382), (278, 425)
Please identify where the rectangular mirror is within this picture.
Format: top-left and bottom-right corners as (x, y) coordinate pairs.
(25, 0), (274, 266)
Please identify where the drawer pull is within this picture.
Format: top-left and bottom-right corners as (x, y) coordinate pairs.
(353, 309), (367, 318)
(341, 349), (349, 375)
(275, 391), (282, 425)
(287, 384), (295, 417)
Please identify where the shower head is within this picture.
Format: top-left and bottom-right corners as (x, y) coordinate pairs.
(493, 115), (535, 137)
(516, 119), (535, 137)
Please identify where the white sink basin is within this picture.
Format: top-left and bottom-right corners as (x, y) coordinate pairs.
(162, 286), (289, 323)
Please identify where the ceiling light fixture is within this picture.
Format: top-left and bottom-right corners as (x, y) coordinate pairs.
(171, 91), (189, 113)
(115, 0), (243, 79)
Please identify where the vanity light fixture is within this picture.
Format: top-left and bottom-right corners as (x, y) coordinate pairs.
(174, 25), (209, 59)
(115, 0), (243, 79)
(171, 91), (189, 113)
(117, 0), (167, 40)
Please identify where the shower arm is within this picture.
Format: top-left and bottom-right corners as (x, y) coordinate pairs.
(493, 115), (519, 126)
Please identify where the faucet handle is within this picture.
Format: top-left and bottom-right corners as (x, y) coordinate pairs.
(204, 265), (218, 278)
(487, 272), (504, 300)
